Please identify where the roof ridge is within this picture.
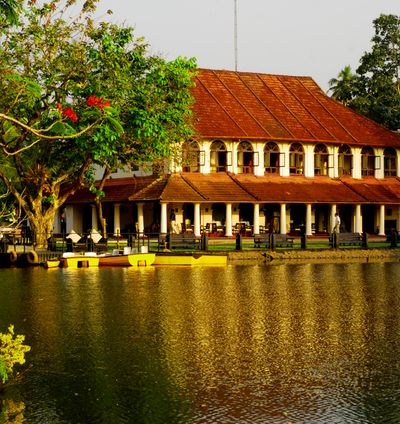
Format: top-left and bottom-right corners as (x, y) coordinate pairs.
(229, 173), (260, 201)
(196, 72), (246, 135)
(298, 78), (359, 144)
(214, 71), (272, 137)
(337, 177), (370, 202)
(257, 74), (313, 140)
(179, 173), (209, 200)
(130, 175), (167, 200)
(275, 75), (319, 140)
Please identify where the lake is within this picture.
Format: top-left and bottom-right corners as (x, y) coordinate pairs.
(1, 262), (400, 423)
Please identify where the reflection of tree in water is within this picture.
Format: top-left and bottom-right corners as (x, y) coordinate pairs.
(0, 399), (25, 423)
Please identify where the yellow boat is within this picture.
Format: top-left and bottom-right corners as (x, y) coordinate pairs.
(99, 253), (155, 267)
(154, 253), (227, 266)
(59, 253), (99, 268)
(44, 259), (60, 268)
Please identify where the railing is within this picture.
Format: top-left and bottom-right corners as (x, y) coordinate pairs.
(1, 229), (399, 254)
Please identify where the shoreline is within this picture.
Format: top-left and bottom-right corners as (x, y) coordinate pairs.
(227, 248), (400, 265)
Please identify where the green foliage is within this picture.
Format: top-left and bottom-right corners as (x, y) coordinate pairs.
(328, 65), (357, 106)
(329, 14), (400, 131)
(0, 325), (30, 384)
(0, 357), (7, 383)
(0, 0), (196, 247)
(0, 0), (22, 24)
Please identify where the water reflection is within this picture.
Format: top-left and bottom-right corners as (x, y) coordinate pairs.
(0, 263), (400, 422)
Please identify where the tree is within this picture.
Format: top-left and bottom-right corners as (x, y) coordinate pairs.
(328, 65), (357, 106)
(0, 0), (21, 24)
(0, 0), (196, 247)
(329, 14), (399, 131)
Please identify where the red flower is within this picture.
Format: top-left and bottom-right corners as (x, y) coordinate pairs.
(99, 99), (111, 109)
(86, 95), (98, 107)
(86, 95), (111, 109)
(63, 107), (78, 123)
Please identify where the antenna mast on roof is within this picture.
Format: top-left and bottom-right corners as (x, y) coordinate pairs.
(234, 0), (238, 71)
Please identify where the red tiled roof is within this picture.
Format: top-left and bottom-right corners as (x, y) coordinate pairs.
(191, 69), (400, 147)
(181, 173), (255, 202)
(232, 174), (366, 204)
(67, 176), (159, 203)
(129, 174), (205, 202)
(339, 177), (400, 204)
(67, 174), (400, 206)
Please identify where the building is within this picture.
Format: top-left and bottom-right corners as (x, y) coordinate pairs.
(63, 68), (400, 238)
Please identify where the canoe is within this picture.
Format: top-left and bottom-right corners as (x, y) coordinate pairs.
(99, 253), (155, 267)
(59, 252), (99, 268)
(154, 253), (227, 266)
(44, 259), (60, 268)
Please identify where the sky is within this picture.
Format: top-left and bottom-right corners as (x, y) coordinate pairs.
(95, 0), (399, 92)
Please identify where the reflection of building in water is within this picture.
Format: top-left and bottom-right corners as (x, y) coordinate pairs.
(154, 263), (400, 418)
(63, 69), (400, 239)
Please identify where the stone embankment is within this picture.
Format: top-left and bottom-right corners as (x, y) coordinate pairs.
(227, 248), (400, 264)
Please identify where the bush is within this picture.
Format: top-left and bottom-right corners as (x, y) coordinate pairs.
(0, 325), (30, 384)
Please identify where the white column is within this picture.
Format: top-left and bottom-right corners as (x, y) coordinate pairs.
(375, 148), (384, 179)
(113, 203), (121, 236)
(379, 204), (385, 236)
(194, 203), (201, 237)
(330, 204), (337, 233)
(352, 147), (362, 179)
(137, 203), (144, 234)
(254, 143), (264, 176)
(231, 143), (238, 174)
(279, 143), (290, 177)
(304, 145), (314, 177)
(355, 204), (362, 233)
(91, 205), (98, 230)
(329, 146), (338, 178)
(160, 203), (168, 234)
(64, 205), (75, 234)
(225, 203), (233, 237)
(280, 203), (287, 234)
(253, 203), (260, 235)
(201, 141), (211, 174)
(306, 204), (312, 236)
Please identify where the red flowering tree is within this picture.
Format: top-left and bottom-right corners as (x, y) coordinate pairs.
(0, 0), (196, 247)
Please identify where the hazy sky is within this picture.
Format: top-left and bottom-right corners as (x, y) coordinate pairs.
(95, 0), (399, 91)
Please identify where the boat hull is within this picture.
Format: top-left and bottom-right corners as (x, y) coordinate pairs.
(99, 253), (155, 267)
(59, 255), (99, 268)
(45, 259), (60, 268)
(154, 254), (227, 266)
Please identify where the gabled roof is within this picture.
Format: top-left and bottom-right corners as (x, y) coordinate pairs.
(129, 174), (205, 202)
(191, 68), (400, 147)
(231, 174), (366, 204)
(181, 173), (255, 202)
(66, 176), (159, 203)
(339, 177), (400, 204)
(67, 173), (400, 206)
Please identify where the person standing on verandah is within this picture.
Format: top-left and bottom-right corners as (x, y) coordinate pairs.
(334, 213), (341, 233)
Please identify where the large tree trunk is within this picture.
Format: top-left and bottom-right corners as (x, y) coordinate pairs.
(24, 201), (59, 249)
(96, 166), (112, 238)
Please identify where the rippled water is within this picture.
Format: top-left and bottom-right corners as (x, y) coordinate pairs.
(1, 263), (400, 423)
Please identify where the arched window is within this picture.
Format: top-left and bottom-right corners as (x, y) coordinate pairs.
(384, 147), (397, 177)
(264, 142), (280, 174)
(338, 144), (352, 176)
(182, 141), (200, 172)
(314, 144), (329, 176)
(210, 140), (228, 172)
(237, 141), (254, 174)
(289, 143), (304, 175)
(361, 146), (375, 176)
